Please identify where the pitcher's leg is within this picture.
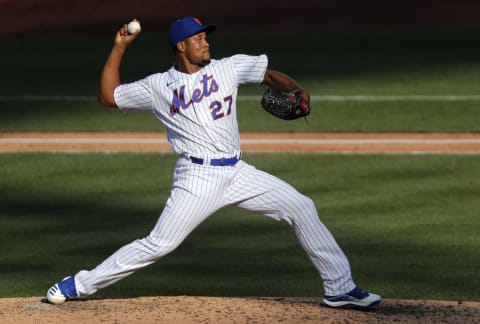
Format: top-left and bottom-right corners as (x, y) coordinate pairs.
(75, 187), (217, 295)
(289, 196), (355, 295)
(75, 159), (229, 296)
(231, 163), (355, 296)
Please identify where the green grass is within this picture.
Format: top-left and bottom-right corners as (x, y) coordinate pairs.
(2, 99), (480, 133)
(0, 153), (479, 301)
(1, 29), (479, 302)
(1, 30), (480, 132)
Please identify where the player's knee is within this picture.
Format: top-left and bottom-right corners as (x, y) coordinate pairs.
(281, 194), (318, 223)
(141, 235), (182, 259)
(294, 195), (317, 216)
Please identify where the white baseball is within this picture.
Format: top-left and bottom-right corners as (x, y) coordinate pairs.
(127, 21), (141, 34)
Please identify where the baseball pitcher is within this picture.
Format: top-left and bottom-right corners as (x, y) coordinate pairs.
(47, 17), (381, 309)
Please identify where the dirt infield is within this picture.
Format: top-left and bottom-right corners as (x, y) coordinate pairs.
(1, 132), (480, 323)
(1, 296), (480, 324)
(1, 132), (480, 153)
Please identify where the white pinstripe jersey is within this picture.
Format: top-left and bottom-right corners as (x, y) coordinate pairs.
(114, 54), (268, 159)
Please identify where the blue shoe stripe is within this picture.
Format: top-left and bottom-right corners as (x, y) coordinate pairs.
(58, 277), (78, 298)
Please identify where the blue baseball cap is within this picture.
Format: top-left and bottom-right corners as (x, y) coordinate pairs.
(168, 17), (216, 49)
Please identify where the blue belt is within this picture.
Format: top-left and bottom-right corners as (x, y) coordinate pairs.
(190, 156), (239, 166)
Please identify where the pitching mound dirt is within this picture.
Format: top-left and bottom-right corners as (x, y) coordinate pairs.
(1, 296), (480, 323)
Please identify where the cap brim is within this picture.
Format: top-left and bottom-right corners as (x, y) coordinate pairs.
(189, 24), (216, 38)
(169, 22), (217, 49)
(203, 24), (216, 34)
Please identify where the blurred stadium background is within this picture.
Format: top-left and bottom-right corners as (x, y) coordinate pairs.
(1, 0), (480, 37)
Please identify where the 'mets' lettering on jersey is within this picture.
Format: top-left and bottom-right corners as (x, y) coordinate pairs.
(170, 73), (219, 115)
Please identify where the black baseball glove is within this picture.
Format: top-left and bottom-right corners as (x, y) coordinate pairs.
(261, 87), (311, 120)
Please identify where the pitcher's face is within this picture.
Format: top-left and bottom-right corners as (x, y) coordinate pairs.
(183, 32), (211, 67)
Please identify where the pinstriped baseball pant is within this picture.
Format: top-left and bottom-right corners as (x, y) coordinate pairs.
(75, 157), (356, 296)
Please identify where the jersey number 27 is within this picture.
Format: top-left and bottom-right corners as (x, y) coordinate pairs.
(210, 95), (233, 120)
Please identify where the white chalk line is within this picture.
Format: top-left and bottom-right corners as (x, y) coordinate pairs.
(2, 95), (480, 102)
(0, 138), (169, 144)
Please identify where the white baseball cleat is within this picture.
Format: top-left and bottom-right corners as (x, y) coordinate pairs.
(46, 276), (79, 304)
(323, 286), (381, 309)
